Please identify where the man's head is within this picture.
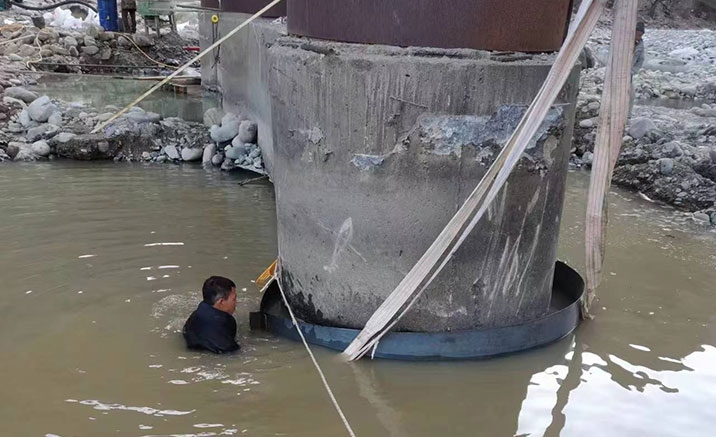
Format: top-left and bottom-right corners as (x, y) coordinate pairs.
(636, 21), (645, 42)
(202, 276), (237, 314)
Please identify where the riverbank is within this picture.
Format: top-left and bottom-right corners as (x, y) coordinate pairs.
(0, 86), (267, 174)
(573, 27), (716, 226)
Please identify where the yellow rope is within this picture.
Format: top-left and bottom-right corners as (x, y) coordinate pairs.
(25, 34), (43, 70)
(92, 0), (283, 134)
(274, 265), (357, 437)
(117, 33), (176, 69)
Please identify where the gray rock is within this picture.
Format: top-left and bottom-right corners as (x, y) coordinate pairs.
(99, 47), (112, 61)
(142, 151), (151, 161)
(661, 141), (684, 158)
(6, 122), (24, 134)
(582, 151), (594, 165)
(237, 120), (258, 143)
(4, 87), (39, 103)
(27, 96), (57, 122)
(658, 158), (674, 176)
(36, 30), (52, 42)
(711, 212), (716, 226)
(18, 44), (36, 57)
(86, 24), (103, 39)
(56, 132), (76, 143)
(18, 109), (31, 127)
(97, 112), (114, 122)
(51, 46), (69, 56)
(81, 45), (99, 56)
(628, 118), (657, 139)
(125, 111), (161, 124)
(231, 135), (246, 148)
(3, 96), (27, 109)
(694, 212), (711, 223)
(181, 147), (203, 162)
(707, 149), (716, 164)
(31, 140), (51, 157)
(156, 155), (167, 163)
(211, 152), (223, 166)
(579, 119), (594, 128)
(164, 145), (180, 160)
(133, 34), (154, 48)
(99, 32), (114, 42)
(117, 35), (132, 49)
(252, 157), (263, 168)
(129, 106), (145, 113)
(221, 113), (242, 126)
(203, 107), (224, 127)
(8, 54), (23, 62)
(224, 145), (246, 160)
(13, 145), (36, 161)
(63, 36), (78, 48)
(48, 112), (63, 126)
(248, 147), (261, 159)
(210, 122), (240, 143)
(83, 36), (97, 47)
(68, 46), (79, 57)
(202, 143), (216, 165)
(26, 125), (49, 142)
(0, 148), (10, 162)
(221, 156), (235, 171)
(6, 143), (19, 159)
(104, 105), (120, 112)
(97, 141), (109, 153)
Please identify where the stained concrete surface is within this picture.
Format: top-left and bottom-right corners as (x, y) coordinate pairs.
(268, 38), (580, 331)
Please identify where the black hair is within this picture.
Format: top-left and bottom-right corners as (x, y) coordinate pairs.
(636, 22), (645, 33)
(202, 276), (236, 305)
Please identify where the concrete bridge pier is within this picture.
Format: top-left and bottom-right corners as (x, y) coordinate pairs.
(268, 39), (580, 332)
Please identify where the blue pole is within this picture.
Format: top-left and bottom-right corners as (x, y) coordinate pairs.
(97, 0), (119, 31)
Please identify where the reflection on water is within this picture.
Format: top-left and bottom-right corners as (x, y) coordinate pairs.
(28, 75), (220, 122)
(0, 164), (715, 436)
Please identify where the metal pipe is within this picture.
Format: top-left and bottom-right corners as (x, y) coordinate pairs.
(9, 0), (98, 12)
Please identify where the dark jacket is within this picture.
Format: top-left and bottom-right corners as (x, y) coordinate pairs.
(183, 302), (240, 354)
(121, 0), (137, 10)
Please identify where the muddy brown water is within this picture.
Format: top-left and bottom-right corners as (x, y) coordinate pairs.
(0, 162), (715, 436)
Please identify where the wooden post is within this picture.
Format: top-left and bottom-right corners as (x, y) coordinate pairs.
(583, 0), (639, 317)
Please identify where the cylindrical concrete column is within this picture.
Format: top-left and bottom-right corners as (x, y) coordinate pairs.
(269, 40), (579, 332)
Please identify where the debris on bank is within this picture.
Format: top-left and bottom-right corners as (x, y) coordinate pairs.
(0, 8), (198, 76)
(0, 87), (267, 175)
(572, 28), (716, 226)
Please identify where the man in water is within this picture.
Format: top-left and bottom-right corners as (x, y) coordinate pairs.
(183, 276), (240, 354)
(630, 21), (646, 117)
